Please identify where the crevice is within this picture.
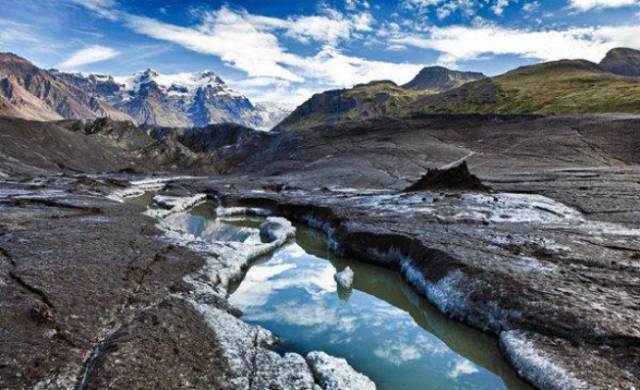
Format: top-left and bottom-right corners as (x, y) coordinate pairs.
(247, 330), (260, 390)
(1, 197), (102, 213)
(76, 246), (174, 390)
(0, 245), (16, 267)
(578, 238), (640, 253)
(74, 327), (119, 390)
(9, 270), (55, 308)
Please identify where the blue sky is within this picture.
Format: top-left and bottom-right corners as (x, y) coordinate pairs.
(1, 0), (639, 105)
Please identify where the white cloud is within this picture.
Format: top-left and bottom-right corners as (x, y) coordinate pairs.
(448, 358), (479, 379)
(0, 18), (41, 45)
(390, 23), (640, 65)
(568, 0), (639, 11)
(126, 7), (422, 105)
(522, 1), (541, 12)
(57, 45), (119, 69)
(127, 11), (303, 82)
(66, 0), (120, 20)
(297, 46), (421, 86)
(345, 0), (371, 10)
(374, 341), (423, 366)
(245, 7), (374, 45)
(402, 0), (478, 19)
(491, 0), (513, 15)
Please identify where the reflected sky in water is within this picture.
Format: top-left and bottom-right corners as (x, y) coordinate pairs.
(124, 194), (532, 390)
(229, 227), (533, 390)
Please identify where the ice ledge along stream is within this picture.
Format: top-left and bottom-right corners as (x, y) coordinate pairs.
(118, 183), (532, 390)
(117, 186), (375, 390)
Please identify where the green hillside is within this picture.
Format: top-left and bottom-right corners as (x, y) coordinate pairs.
(414, 60), (640, 115)
(276, 80), (427, 131)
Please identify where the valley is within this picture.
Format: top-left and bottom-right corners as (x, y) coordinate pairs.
(1, 45), (640, 390)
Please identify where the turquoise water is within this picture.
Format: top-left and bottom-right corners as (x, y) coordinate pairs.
(132, 196), (532, 389)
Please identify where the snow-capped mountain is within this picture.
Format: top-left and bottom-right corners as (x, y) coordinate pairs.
(54, 68), (290, 130)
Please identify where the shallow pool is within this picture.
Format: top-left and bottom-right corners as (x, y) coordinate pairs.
(135, 196), (532, 389)
(230, 226), (531, 389)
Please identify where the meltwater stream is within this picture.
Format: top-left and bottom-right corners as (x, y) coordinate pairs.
(142, 198), (532, 390)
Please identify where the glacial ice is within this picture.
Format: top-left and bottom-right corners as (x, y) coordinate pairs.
(306, 351), (376, 390)
(500, 330), (589, 390)
(334, 267), (354, 289)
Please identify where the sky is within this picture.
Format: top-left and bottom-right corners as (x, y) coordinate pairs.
(1, 0), (639, 106)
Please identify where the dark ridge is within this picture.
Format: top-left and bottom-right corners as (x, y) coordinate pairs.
(600, 47), (640, 77)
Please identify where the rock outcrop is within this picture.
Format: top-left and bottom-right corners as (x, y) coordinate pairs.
(600, 47), (640, 77)
(403, 162), (490, 192)
(403, 66), (485, 92)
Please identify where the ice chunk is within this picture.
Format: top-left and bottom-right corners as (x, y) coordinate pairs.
(145, 194), (207, 218)
(306, 351), (376, 390)
(334, 267), (354, 289)
(260, 217), (296, 243)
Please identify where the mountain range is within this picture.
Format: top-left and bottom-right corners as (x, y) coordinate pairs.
(0, 53), (130, 122)
(0, 53), (290, 130)
(276, 67), (486, 131)
(277, 47), (640, 130)
(3, 48), (640, 132)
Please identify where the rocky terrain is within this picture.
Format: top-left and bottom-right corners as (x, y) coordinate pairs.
(168, 113), (640, 389)
(1, 111), (639, 389)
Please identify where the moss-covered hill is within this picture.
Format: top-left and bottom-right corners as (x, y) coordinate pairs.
(276, 80), (427, 131)
(414, 59), (640, 115)
(277, 50), (640, 131)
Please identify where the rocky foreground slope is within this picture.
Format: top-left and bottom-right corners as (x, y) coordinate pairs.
(0, 113), (639, 389)
(0, 177), (374, 389)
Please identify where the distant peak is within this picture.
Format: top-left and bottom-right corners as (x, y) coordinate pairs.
(196, 71), (224, 85)
(353, 80), (397, 88)
(133, 68), (159, 81)
(142, 68), (159, 75)
(509, 59), (603, 76)
(600, 47), (640, 77)
(403, 66), (485, 91)
(605, 47), (640, 56)
(0, 52), (32, 65)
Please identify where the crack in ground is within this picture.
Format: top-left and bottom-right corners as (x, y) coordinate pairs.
(247, 330), (260, 390)
(9, 271), (55, 308)
(75, 247), (173, 390)
(0, 245), (15, 267)
(74, 327), (119, 390)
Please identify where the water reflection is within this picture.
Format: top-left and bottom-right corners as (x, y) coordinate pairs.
(126, 193), (532, 390)
(230, 226), (533, 390)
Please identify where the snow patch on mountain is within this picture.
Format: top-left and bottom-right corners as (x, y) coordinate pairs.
(64, 68), (292, 130)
